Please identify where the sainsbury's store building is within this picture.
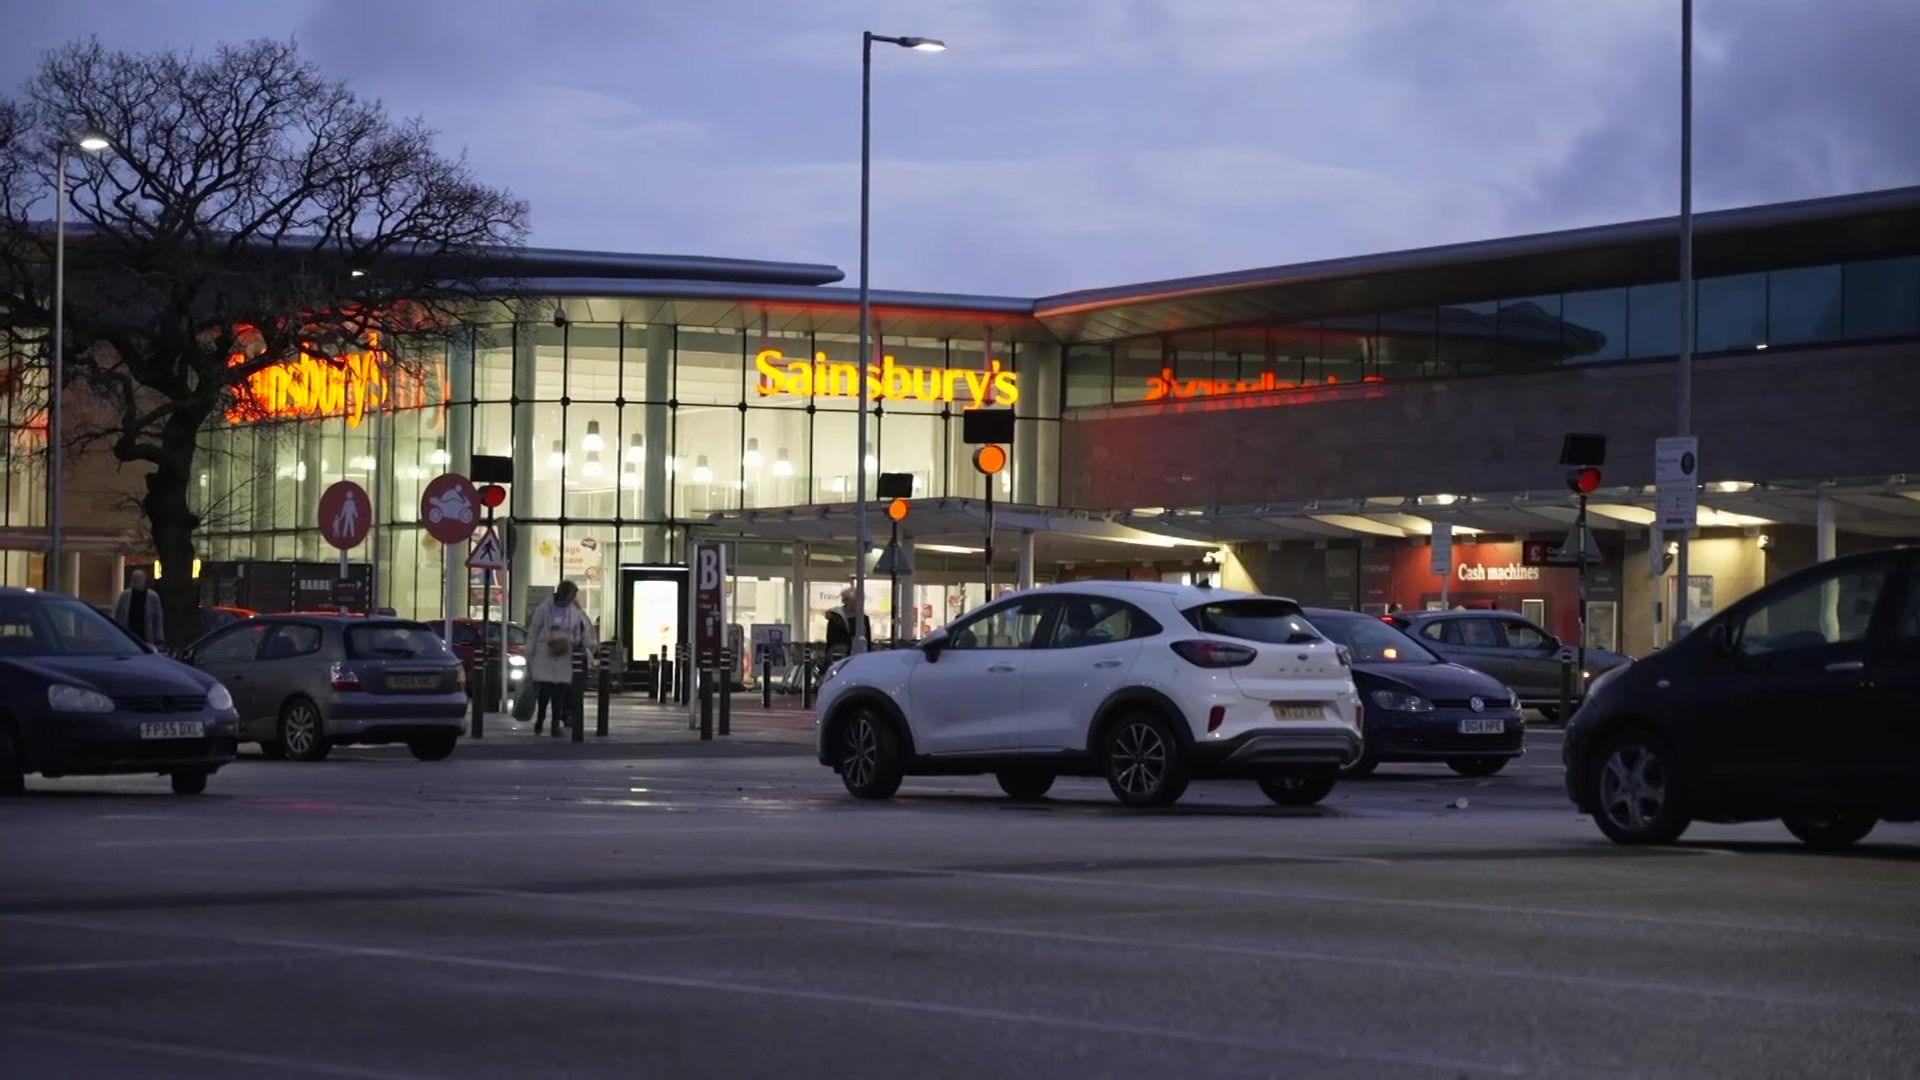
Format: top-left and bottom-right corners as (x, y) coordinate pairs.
(6, 186), (1918, 663)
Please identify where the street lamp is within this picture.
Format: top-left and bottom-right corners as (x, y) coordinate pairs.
(854, 31), (944, 654)
(49, 127), (112, 594)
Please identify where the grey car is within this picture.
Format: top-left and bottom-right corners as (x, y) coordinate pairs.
(1382, 609), (1629, 718)
(183, 615), (467, 762)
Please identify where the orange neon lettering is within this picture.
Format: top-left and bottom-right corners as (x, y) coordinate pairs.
(750, 348), (1020, 407)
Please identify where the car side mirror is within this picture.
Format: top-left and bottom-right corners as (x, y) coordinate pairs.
(921, 632), (947, 663)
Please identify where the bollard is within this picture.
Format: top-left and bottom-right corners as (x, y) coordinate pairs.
(1558, 655), (1576, 724)
(697, 659), (714, 741)
(569, 646), (587, 743)
(801, 646), (816, 711)
(676, 645), (690, 706)
(596, 644), (612, 737)
(761, 655), (772, 709)
(651, 651), (664, 703)
(718, 648), (733, 737)
(470, 645), (487, 739)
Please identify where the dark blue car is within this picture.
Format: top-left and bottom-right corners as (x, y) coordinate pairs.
(1303, 607), (1525, 777)
(0, 588), (239, 795)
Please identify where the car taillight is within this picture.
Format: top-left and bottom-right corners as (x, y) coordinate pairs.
(1170, 640), (1256, 668)
(1207, 705), (1226, 733)
(454, 665), (466, 694)
(329, 662), (362, 691)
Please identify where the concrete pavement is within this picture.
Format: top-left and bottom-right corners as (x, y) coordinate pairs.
(3, 728), (1917, 1078)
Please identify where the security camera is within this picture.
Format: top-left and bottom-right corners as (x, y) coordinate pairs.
(552, 305), (569, 328)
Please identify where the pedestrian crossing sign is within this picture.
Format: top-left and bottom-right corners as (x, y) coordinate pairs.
(466, 527), (506, 570)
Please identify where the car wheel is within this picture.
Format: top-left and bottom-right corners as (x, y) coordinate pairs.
(1590, 731), (1690, 845)
(837, 708), (904, 800)
(0, 724), (24, 795)
(1447, 757), (1508, 778)
(1101, 713), (1189, 808)
(1782, 811), (1877, 850)
(1339, 750), (1380, 778)
(407, 734), (458, 762)
(170, 769), (208, 795)
(995, 767), (1055, 801)
(279, 700), (331, 762)
(1258, 768), (1337, 807)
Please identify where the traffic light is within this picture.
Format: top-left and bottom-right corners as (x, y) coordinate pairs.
(886, 497), (909, 522)
(1566, 466), (1602, 495)
(972, 444), (1008, 475)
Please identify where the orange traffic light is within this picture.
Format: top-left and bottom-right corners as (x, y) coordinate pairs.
(972, 444), (1008, 475)
(886, 497), (909, 522)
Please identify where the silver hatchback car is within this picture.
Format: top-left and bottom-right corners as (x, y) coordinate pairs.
(183, 615), (467, 762)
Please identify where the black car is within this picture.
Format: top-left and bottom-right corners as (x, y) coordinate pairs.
(1305, 608), (1524, 777)
(1565, 548), (1920, 848)
(0, 588), (239, 795)
(1384, 608), (1629, 718)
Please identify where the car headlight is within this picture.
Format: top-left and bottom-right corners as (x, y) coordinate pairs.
(508, 654), (526, 667)
(1508, 688), (1520, 710)
(205, 683), (234, 712)
(1369, 689), (1432, 713)
(48, 684), (115, 713)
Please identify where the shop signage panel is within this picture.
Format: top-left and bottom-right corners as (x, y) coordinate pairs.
(1655, 436), (1699, 530)
(754, 349), (1018, 407)
(1429, 522), (1452, 576)
(692, 541), (727, 663)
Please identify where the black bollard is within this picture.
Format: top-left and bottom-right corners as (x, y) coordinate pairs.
(697, 659), (714, 741)
(761, 655), (772, 709)
(469, 646), (486, 739)
(1558, 655), (1576, 724)
(718, 648), (733, 737)
(596, 643), (612, 737)
(651, 651), (663, 702)
(801, 646), (816, 711)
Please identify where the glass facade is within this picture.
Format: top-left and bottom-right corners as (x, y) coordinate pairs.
(1, 328), (48, 586)
(1061, 254), (1920, 408)
(194, 322), (1063, 639)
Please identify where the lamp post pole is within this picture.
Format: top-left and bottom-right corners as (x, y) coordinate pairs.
(1673, 0), (1696, 639)
(854, 31), (944, 655)
(49, 144), (67, 593)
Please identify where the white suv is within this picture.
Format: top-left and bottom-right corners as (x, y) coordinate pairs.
(814, 582), (1363, 808)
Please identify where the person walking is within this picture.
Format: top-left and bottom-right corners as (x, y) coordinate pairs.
(525, 580), (596, 735)
(113, 569), (165, 647)
(823, 587), (870, 661)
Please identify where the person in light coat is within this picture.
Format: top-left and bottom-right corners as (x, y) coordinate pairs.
(113, 569), (166, 646)
(525, 580), (596, 733)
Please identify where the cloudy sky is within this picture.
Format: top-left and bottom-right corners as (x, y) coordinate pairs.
(2, 0), (1916, 296)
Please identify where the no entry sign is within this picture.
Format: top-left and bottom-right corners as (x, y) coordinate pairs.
(420, 473), (480, 544)
(318, 481), (372, 550)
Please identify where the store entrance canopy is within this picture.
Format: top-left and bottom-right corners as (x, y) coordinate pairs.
(703, 499), (1219, 566)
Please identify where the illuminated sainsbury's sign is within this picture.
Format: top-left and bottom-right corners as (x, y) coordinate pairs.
(1143, 366), (1382, 401)
(225, 331), (443, 429)
(755, 349), (1019, 408)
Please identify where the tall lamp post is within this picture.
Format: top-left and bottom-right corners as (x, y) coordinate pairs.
(1673, 0), (1696, 638)
(48, 129), (113, 594)
(853, 30), (944, 654)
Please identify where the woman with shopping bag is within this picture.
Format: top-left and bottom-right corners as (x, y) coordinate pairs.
(524, 579), (596, 734)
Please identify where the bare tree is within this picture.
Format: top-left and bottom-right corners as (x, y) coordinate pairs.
(0, 38), (526, 640)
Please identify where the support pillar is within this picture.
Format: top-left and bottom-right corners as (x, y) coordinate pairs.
(1016, 530), (1036, 590)
(642, 324), (673, 564)
(897, 535), (916, 640)
(1013, 343), (1062, 507)
(1815, 493), (1836, 563)
(789, 541), (808, 645)
(508, 323), (538, 622)
(446, 331), (476, 627)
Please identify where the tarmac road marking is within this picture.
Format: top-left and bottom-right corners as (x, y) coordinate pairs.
(2, 1025), (438, 1079)
(89, 823), (780, 848)
(0, 915), (1522, 1076)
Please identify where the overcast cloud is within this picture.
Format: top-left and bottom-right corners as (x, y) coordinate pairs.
(2, 0), (1915, 295)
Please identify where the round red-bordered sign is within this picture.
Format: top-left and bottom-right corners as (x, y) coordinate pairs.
(318, 481), (372, 550)
(419, 473), (480, 544)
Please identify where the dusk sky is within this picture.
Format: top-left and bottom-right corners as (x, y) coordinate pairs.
(3, 0), (1916, 296)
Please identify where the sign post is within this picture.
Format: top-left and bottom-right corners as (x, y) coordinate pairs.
(1430, 521), (1453, 607)
(421, 473), (481, 731)
(318, 481), (372, 613)
(693, 541), (726, 741)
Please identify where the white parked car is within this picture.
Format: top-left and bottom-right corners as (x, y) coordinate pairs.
(814, 582), (1364, 808)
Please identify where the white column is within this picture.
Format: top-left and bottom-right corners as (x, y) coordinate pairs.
(508, 324), (537, 622)
(1016, 530), (1036, 590)
(789, 542), (808, 647)
(445, 332), (475, 629)
(1815, 493), (1836, 563)
(898, 535), (917, 641)
(643, 324), (673, 563)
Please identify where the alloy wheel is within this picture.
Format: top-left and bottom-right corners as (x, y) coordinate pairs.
(1599, 744), (1666, 833)
(842, 716), (878, 790)
(284, 705), (318, 758)
(1110, 722), (1167, 797)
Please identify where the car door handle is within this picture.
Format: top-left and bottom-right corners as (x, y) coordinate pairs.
(1093, 660), (1123, 668)
(1824, 660), (1865, 673)
(987, 664), (1017, 673)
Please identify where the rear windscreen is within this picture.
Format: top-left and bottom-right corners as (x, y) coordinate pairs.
(346, 623), (452, 660)
(1183, 599), (1320, 644)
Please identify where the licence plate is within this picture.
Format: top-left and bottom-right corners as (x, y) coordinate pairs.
(1458, 718), (1505, 735)
(140, 720), (205, 740)
(1271, 703), (1323, 721)
(389, 674), (439, 690)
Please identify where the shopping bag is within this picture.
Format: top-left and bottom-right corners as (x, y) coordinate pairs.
(511, 681), (537, 722)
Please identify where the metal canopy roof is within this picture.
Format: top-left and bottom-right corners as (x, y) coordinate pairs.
(1114, 477), (1920, 544)
(702, 499), (1217, 567)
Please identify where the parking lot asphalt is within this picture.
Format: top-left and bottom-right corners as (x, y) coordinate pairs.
(4, 722), (1917, 1079)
